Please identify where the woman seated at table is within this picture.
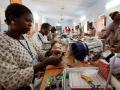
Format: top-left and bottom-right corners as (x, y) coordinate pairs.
(63, 41), (90, 67)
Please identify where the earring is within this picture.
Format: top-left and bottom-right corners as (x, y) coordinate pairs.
(11, 21), (14, 24)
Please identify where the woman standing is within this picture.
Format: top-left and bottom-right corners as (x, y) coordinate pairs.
(104, 11), (120, 48)
(0, 3), (62, 90)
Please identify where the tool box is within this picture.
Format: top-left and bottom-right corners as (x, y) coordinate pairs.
(62, 67), (113, 90)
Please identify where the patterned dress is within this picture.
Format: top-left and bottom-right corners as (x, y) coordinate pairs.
(32, 32), (51, 50)
(0, 33), (46, 90)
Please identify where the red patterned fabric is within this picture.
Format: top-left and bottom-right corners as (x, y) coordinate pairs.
(98, 59), (110, 80)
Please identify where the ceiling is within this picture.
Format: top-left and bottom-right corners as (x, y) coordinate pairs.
(23, 0), (106, 20)
(0, 0), (115, 25)
(31, 0), (97, 17)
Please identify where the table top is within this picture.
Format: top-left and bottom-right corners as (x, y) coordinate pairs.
(39, 42), (120, 90)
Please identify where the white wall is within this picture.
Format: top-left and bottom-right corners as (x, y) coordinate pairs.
(0, 0), (9, 32)
(86, 1), (106, 21)
(0, 8), (8, 32)
(0, 0), (9, 8)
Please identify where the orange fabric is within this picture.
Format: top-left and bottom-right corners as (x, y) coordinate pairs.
(10, 0), (22, 4)
(45, 69), (62, 77)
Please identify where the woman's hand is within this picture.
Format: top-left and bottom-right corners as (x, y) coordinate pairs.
(34, 54), (63, 74)
(51, 40), (57, 46)
(45, 49), (63, 57)
(50, 49), (62, 55)
(45, 54), (63, 66)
